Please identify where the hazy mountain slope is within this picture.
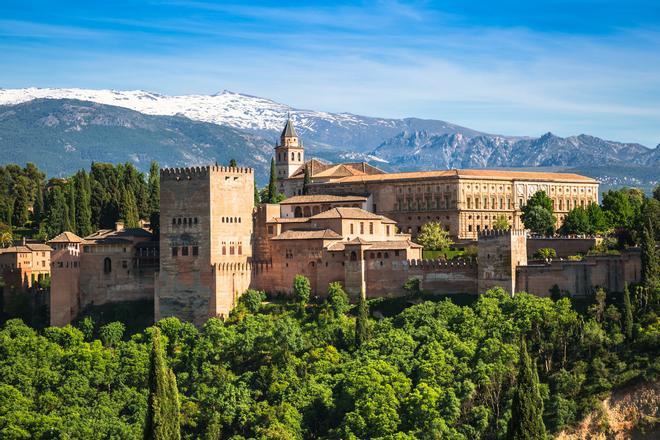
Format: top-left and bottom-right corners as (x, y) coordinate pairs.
(0, 99), (275, 178)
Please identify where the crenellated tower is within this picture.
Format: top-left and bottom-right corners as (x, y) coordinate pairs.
(275, 116), (304, 180)
(156, 165), (254, 325)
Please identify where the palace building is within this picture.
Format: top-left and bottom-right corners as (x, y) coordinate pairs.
(49, 118), (638, 328)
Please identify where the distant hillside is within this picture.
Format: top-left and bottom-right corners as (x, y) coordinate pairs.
(0, 88), (658, 191)
(0, 99), (275, 178)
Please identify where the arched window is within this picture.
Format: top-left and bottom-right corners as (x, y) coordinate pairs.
(377, 252), (382, 258)
(350, 251), (357, 261)
(297, 152), (301, 161)
(294, 207), (303, 217)
(291, 152), (295, 161)
(303, 206), (311, 217)
(103, 258), (112, 274)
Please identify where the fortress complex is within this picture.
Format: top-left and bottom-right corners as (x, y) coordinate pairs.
(49, 118), (640, 327)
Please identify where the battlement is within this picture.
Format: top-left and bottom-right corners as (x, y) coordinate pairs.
(406, 258), (476, 269)
(478, 229), (527, 239)
(160, 165), (254, 180)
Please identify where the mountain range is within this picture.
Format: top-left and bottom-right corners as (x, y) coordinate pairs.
(0, 88), (658, 191)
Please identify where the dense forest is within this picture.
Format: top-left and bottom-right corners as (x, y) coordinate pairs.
(0, 162), (160, 241)
(0, 282), (658, 439)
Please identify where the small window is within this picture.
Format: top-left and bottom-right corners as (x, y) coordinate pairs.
(194, 217), (198, 224)
(172, 247), (178, 257)
(182, 246), (189, 256)
(103, 257), (112, 274)
(122, 260), (128, 269)
(172, 218), (176, 225)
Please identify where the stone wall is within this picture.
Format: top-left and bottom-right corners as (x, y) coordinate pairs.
(49, 244), (81, 326)
(478, 229), (527, 294)
(527, 237), (599, 259)
(516, 249), (641, 297)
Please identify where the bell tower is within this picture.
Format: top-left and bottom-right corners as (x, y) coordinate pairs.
(275, 116), (304, 179)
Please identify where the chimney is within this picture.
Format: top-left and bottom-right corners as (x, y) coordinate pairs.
(115, 221), (125, 232)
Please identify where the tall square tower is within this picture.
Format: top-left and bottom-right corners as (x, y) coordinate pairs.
(156, 165), (254, 325)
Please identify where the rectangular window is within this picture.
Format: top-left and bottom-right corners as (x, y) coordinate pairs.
(467, 197), (472, 209)
(369, 222), (374, 234)
(386, 225), (391, 235)
(192, 246), (199, 256)
(172, 247), (178, 257)
(350, 223), (354, 234)
(360, 222), (364, 234)
(182, 246), (189, 256)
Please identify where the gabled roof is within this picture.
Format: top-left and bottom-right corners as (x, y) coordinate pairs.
(271, 229), (343, 240)
(287, 159), (385, 180)
(47, 231), (83, 243)
(346, 237), (371, 245)
(280, 194), (368, 205)
(309, 207), (396, 223)
(326, 239), (421, 252)
(281, 118), (298, 138)
(84, 227), (153, 244)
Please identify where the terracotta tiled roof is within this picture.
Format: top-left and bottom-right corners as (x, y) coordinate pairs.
(327, 239), (421, 251)
(310, 207), (382, 220)
(47, 231), (83, 243)
(271, 229), (343, 240)
(331, 169), (597, 184)
(287, 159), (385, 180)
(0, 246), (31, 254)
(347, 237), (371, 245)
(25, 243), (53, 252)
(269, 217), (310, 223)
(84, 228), (153, 244)
(280, 194), (368, 205)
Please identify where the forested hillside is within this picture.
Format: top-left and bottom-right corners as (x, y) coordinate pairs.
(0, 286), (658, 439)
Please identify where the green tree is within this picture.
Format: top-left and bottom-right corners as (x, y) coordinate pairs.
(560, 207), (590, 235)
(74, 171), (93, 237)
(327, 282), (350, 317)
(641, 220), (659, 294)
(267, 158), (278, 203)
(294, 275), (311, 312)
(33, 183), (44, 224)
(523, 205), (556, 236)
(121, 187), (140, 228)
(507, 337), (546, 440)
(0, 228), (12, 247)
(585, 202), (609, 235)
(622, 283), (633, 340)
(46, 185), (71, 237)
(355, 295), (369, 348)
(99, 321), (125, 347)
(78, 316), (95, 342)
(493, 214), (510, 230)
(239, 289), (266, 314)
(403, 277), (422, 297)
(11, 178), (30, 227)
(254, 179), (260, 207)
(654, 184), (660, 202)
(302, 166), (311, 195)
(533, 248), (556, 260)
(144, 327), (181, 440)
(229, 159), (237, 168)
(522, 191), (556, 236)
(67, 182), (77, 234)
(416, 222), (454, 250)
(148, 162), (160, 216)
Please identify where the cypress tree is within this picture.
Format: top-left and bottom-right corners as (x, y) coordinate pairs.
(145, 327), (181, 440)
(507, 337), (546, 440)
(33, 183), (44, 225)
(355, 295), (369, 348)
(121, 187), (140, 228)
(148, 162), (160, 216)
(623, 283), (634, 340)
(267, 158), (278, 203)
(302, 165), (311, 195)
(75, 172), (93, 237)
(46, 186), (71, 236)
(68, 182), (77, 234)
(253, 179), (260, 207)
(641, 220), (659, 294)
(229, 158), (237, 168)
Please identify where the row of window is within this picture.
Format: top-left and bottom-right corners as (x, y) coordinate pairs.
(467, 197), (511, 210)
(277, 152), (302, 162)
(172, 217), (199, 226)
(347, 222), (389, 236)
(221, 217), (242, 223)
(398, 185), (456, 194)
(222, 244), (243, 255)
(396, 198), (456, 211)
(172, 246), (199, 257)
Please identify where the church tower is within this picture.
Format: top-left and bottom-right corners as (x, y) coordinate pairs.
(275, 116), (304, 179)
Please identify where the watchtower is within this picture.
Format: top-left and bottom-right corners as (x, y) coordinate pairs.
(156, 165), (254, 325)
(477, 229), (527, 294)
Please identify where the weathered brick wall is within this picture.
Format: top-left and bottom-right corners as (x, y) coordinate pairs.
(49, 245), (81, 326)
(478, 229), (527, 294)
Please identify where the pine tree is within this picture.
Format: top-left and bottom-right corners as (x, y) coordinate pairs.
(302, 166), (311, 195)
(267, 158), (278, 203)
(641, 220), (659, 294)
(355, 295), (370, 348)
(75, 172), (93, 237)
(148, 162), (160, 216)
(623, 283), (634, 340)
(507, 337), (546, 440)
(144, 327), (181, 440)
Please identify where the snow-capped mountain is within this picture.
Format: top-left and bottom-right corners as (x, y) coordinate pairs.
(0, 87), (658, 191)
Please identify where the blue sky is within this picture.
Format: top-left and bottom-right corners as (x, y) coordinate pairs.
(1, 1), (659, 147)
